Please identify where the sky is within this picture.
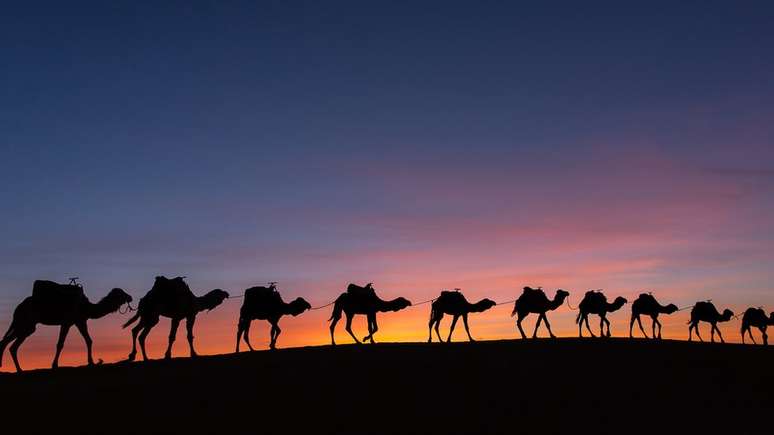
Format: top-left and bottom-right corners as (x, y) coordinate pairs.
(1, 1), (774, 370)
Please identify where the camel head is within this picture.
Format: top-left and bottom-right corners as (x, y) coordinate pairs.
(198, 289), (230, 312)
(555, 289), (570, 302)
(609, 296), (628, 312)
(287, 297), (312, 316)
(663, 303), (679, 314)
(719, 308), (734, 322)
(473, 298), (497, 313)
(103, 288), (133, 311)
(386, 297), (411, 312)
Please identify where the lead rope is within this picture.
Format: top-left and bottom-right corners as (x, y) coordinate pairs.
(565, 297), (578, 311)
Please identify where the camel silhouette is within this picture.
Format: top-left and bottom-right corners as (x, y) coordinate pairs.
(511, 287), (569, 339)
(329, 283), (411, 345)
(0, 280), (132, 372)
(687, 301), (733, 343)
(629, 293), (678, 339)
(123, 276), (229, 361)
(576, 290), (628, 338)
(427, 289), (495, 343)
(236, 283), (311, 351)
(740, 307), (774, 345)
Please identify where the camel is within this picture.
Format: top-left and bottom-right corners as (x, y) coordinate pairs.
(687, 301), (733, 343)
(123, 276), (229, 361)
(329, 283), (411, 345)
(576, 290), (628, 338)
(427, 290), (495, 343)
(740, 307), (774, 345)
(510, 287), (569, 339)
(0, 280), (132, 372)
(629, 293), (678, 339)
(236, 283), (311, 351)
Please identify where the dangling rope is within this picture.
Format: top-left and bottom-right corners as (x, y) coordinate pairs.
(118, 302), (135, 315)
(565, 297), (578, 311)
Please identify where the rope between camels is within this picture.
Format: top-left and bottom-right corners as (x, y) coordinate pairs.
(411, 298), (436, 307)
(565, 297), (578, 311)
(496, 299), (516, 306)
(310, 301), (335, 310)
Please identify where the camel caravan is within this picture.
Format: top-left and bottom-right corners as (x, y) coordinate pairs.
(0, 278), (772, 372)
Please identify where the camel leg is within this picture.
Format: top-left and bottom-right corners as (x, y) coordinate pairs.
(447, 315), (459, 343)
(75, 321), (95, 365)
(462, 314), (474, 342)
(186, 316), (197, 357)
(428, 312), (442, 343)
(635, 316), (647, 338)
(532, 314), (543, 339)
(714, 324), (724, 343)
(517, 313), (528, 339)
(165, 318), (180, 359)
(236, 318), (245, 353)
(710, 323), (716, 343)
(9, 326), (35, 372)
(654, 318), (663, 339)
(747, 328), (756, 345)
(584, 315), (595, 338)
(762, 326), (768, 345)
(578, 314), (584, 337)
(329, 316), (340, 346)
(270, 322), (281, 349)
(240, 320), (254, 351)
(629, 314), (636, 338)
(0, 325), (18, 368)
(371, 313), (379, 344)
(688, 322), (694, 341)
(543, 314), (556, 338)
(434, 315), (443, 343)
(694, 323), (703, 342)
(363, 313), (377, 343)
(52, 324), (72, 369)
(344, 314), (360, 344)
(139, 316), (159, 361)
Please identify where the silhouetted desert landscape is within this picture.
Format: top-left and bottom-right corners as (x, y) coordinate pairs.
(1, 338), (771, 434)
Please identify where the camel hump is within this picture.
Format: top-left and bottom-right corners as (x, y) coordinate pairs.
(152, 275), (191, 293)
(584, 290), (607, 304)
(346, 283), (376, 297)
(522, 286), (545, 297)
(244, 286), (280, 302)
(439, 290), (466, 303)
(31, 280), (85, 301)
(638, 293), (656, 304)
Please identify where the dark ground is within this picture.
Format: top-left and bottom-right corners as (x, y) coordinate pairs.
(0, 338), (771, 435)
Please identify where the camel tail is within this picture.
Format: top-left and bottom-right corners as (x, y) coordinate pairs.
(122, 312), (140, 329)
(328, 295), (344, 322)
(2, 320), (15, 340)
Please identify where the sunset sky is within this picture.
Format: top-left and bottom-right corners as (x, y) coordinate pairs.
(2, 1), (774, 370)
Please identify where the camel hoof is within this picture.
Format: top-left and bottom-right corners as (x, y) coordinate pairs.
(550, 334), (556, 339)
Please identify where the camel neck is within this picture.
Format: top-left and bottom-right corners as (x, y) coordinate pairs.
(87, 297), (117, 319)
